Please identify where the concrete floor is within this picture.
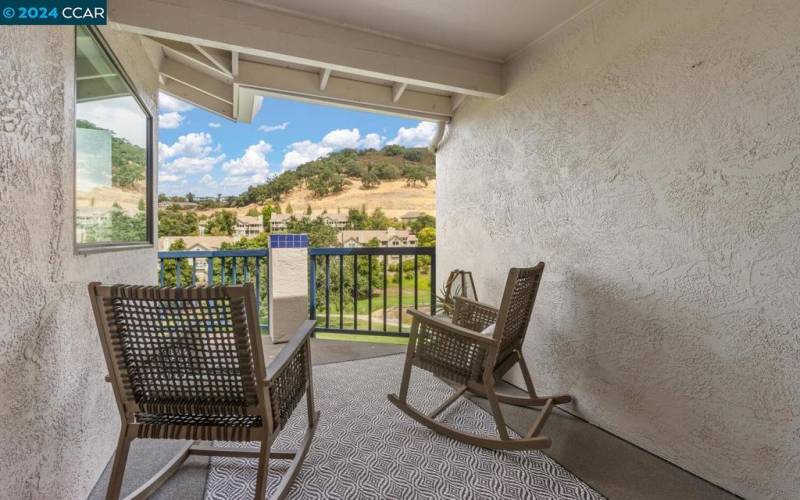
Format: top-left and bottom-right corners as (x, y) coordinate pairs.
(89, 338), (738, 500)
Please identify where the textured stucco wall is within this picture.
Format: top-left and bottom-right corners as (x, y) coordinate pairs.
(437, 1), (800, 498)
(0, 27), (158, 499)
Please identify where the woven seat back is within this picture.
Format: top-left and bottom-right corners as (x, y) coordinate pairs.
(496, 264), (544, 356)
(98, 285), (261, 417)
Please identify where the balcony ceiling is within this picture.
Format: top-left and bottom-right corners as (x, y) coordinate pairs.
(109, 0), (597, 124)
(249, 0), (598, 62)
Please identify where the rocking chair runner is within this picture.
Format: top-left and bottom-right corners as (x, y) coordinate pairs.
(88, 283), (318, 500)
(388, 263), (571, 450)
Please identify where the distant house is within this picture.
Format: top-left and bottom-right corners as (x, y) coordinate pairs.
(338, 228), (418, 248)
(270, 212), (348, 232)
(235, 215), (263, 237)
(400, 211), (427, 223)
(158, 201), (197, 210)
(158, 236), (238, 252)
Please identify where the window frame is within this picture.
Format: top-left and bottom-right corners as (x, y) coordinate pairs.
(73, 26), (154, 254)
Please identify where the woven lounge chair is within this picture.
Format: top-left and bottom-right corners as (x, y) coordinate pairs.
(88, 282), (318, 500)
(388, 263), (571, 450)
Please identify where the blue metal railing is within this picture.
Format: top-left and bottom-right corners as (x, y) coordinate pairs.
(308, 247), (435, 337)
(158, 249), (269, 328)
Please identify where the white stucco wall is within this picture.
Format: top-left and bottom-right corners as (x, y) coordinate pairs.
(437, 1), (800, 498)
(0, 27), (158, 499)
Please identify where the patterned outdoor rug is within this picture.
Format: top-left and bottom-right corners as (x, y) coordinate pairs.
(204, 354), (603, 499)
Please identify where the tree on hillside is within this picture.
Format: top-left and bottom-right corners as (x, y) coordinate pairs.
(409, 214), (435, 234)
(374, 163), (402, 180)
(158, 206), (199, 237)
(286, 203), (294, 214)
(205, 210), (237, 236)
(305, 204), (312, 215)
(405, 165), (430, 187)
(274, 203), (282, 214)
(382, 144), (405, 156)
(361, 169), (379, 189)
(403, 149), (423, 162)
(246, 207), (260, 217)
(186, 192), (195, 203)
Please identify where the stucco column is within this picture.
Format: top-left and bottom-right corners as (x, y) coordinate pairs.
(268, 234), (310, 343)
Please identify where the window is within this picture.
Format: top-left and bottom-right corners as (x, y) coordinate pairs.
(75, 26), (152, 251)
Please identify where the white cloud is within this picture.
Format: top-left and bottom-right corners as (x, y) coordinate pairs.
(220, 141), (273, 188)
(258, 121), (289, 133)
(360, 132), (385, 150)
(159, 173), (181, 183)
(388, 121), (437, 147)
(280, 128), (390, 170)
(281, 140), (334, 170)
(158, 132), (225, 182)
(220, 173), (270, 188)
(222, 141), (272, 175)
(200, 174), (215, 185)
(77, 96), (148, 147)
(159, 132), (214, 160)
(163, 155), (226, 176)
(321, 128), (361, 149)
(208, 122), (221, 128)
(159, 92), (193, 112)
(159, 112), (184, 129)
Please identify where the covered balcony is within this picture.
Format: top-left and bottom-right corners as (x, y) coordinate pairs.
(2, 1), (798, 499)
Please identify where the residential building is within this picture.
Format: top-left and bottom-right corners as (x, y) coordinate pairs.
(234, 215), (263, 237)
(158, 236), (238, 252)
(339, 228), (418, 248)
(399, 211), (427, 223)
(157, 201), (197, 210)
(271, 212), (348, 232)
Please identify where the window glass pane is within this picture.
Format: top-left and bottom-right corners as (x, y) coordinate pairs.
(75, 26), (150, 247)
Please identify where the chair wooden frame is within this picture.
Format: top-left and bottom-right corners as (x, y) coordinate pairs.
(89, 282), (318, 500)
(388, 263), (571, 450)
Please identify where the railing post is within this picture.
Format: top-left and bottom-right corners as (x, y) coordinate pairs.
(308, 254), (317, 322)
(268, 234), (310, 344)
(430, 248), (437, 315)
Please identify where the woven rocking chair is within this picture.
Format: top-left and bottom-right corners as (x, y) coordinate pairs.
(388, 263), (571, 450)
(88, 283), (318, 500)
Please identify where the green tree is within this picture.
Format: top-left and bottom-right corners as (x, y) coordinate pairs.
(409, 214), (435, 234)
(158, 206), (199, 237)
(246, 207), (260, 217)
(361, 169), (380, 189)
(405, 165), (430, 187)
(161, 239), (193, 286)
(381, 144), (405, 156)
(185, 192), (195, 203)
(284, 217), (338, 247)
(417, 227), (436, 247)
(403, 149), (423, 162)
(305, 204), (313, 215)
(205, 210), (237, 236)
(261, 204), (274, 231)
(286, 203), (294, 214)
(374, 163), (401, 180)
(346, 207), (369, 230)
(366, 237), (381, 248)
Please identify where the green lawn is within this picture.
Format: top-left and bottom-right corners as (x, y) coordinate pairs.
(315, 332), (408, 345)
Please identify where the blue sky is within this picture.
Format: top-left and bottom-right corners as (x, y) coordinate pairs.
(157, 93), (436, 196)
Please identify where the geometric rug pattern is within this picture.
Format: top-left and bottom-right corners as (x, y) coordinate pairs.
(205, 354), (604, 499)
